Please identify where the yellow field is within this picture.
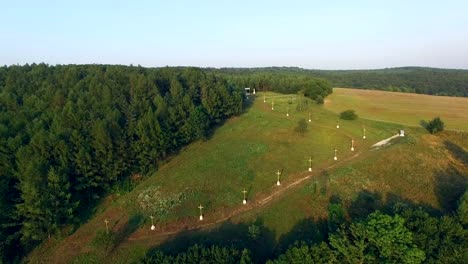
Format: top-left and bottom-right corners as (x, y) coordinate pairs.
(325, 88), (468, 131)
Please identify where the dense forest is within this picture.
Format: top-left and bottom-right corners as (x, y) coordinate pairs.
(0, 64), (245, 261)
(0, 64), (332, 262)
(143, 191), (468, 263)
(215, 72), (332, 103)
(212, 67), (468, 97)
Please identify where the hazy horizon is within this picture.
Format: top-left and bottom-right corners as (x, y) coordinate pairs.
(2, 0), (468, 70)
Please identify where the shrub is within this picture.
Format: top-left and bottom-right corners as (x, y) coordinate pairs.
(426, 117), (444, 134)
(90, 229), (116, 251)
(137, 186), (188, 220)
(295, 118), (308, 134)
(340, 110), (358, 120)
(315, 95), (324, 104)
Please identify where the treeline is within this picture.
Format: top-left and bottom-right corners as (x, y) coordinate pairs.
(212, 67), (468, 97)
(144, 191), (468, 263)
(0, 64), (244, 262)
(212, 71), (333, 103)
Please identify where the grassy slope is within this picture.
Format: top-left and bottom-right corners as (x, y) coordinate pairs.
(28, 92), (468, 263)
(325, 88), (468, 131)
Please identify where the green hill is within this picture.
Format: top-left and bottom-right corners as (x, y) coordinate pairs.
(28, 92), (468, 263)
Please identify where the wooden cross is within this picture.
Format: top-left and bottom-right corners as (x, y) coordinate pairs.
(351, 139), (355, 151)
(104, 219), (109, 233)
(242, 189), (247, 200)
(363, 127), (366, 139)
(308, 157), (312, 166)
(198, 204), (204, 215)
(276, 170), (281, 181)
(308, 113), (311, 122)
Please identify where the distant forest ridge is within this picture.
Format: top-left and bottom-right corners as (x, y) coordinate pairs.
(210, 66), (468, 97)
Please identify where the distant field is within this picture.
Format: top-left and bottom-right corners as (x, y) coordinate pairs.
(325, 88), (468, 131)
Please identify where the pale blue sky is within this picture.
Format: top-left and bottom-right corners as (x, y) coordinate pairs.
(1, 0), (468, 69)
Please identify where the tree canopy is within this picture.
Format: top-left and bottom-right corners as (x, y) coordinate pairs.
(0, 64), (244, 262)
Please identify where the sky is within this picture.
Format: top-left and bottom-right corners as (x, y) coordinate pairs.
(1, 0), (468, 69)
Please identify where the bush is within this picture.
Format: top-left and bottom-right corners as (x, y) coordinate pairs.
(315, 95), (324, 104)
(90, 229), (116, 251)
(426, 117), (444, 134)
(340, 110), (358, 120)
(295, 118), (308, 134)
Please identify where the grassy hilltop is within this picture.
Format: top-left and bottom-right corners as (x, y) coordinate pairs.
(29, 91), (467, 263)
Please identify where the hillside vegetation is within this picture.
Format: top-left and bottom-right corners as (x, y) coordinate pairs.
(27, 92), (468, 263)
(0, 64), (331, 263)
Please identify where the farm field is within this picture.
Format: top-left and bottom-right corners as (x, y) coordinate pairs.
(28, 92), (468, 263)
(325, 88), (468, 131)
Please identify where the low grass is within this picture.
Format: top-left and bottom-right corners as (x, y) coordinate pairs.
(27, 92), (468, 263)
(325, 88), (468, 131)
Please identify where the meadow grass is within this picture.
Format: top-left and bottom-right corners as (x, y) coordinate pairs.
(325, 88), (468, 131)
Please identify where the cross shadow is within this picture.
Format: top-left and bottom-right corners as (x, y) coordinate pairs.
(444, 140), (468, 166)
(434, 165), (468, 213)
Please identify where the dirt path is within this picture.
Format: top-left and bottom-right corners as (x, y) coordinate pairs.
(372, 134), (400, 147)
(124, 147), (364, 245)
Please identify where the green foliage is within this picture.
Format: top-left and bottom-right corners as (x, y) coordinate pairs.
(397, 204), (468, 263)
(267, 242), (336, 264)
(90, 230), (116, 251)
(295, 97), (310, 112)
(426, 117), (444, 134)
(213, 66), (468, 97)
(315, 95), (324, 104)
(329, 211), (425, 264)
(458, 191), (468, 226)
(142, 244), (250, 264)
(248, 224), (261, 240)
(340, 109), (358, 120)
(295, 118), (308, 134)
(137, 186), (188, 221)
(328, 201), (345, 232)
(211, 70), (333, 101)
(0, 64), (244, 262)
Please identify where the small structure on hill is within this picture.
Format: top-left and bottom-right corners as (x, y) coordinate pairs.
(399, 130), (405, 137)
(198, 204), (204, 221)
(242, 189), (247, 205)
(276, 170), (281, 186)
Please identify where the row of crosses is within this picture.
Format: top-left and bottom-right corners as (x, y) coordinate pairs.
(146, 95), (370, 228)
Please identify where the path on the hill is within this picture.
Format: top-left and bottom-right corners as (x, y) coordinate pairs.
(372, 134), (401, 147)
(125, 150), (362, 243)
